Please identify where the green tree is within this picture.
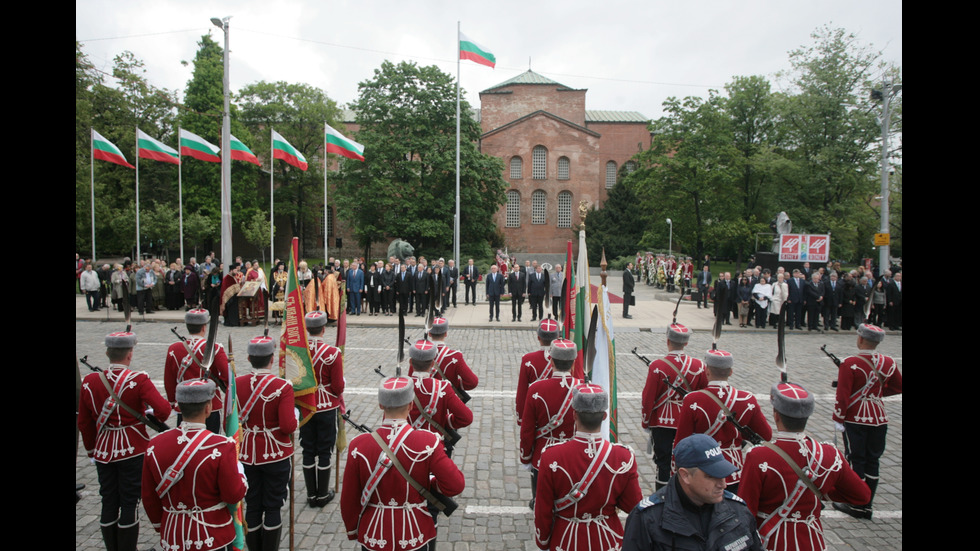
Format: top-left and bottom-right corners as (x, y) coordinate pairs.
(238, 81), (342, 257)
(335, 60), (506, 257)
(241, 210), (274, 264)
(584, 177), (651, 264)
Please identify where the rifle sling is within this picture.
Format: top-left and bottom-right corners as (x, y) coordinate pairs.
(98, 371), (162, 432)
(370, 432), (446, 512)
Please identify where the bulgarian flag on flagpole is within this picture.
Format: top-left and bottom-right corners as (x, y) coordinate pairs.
(272, 130), (308, 171)
(572, 231), (589, 380)
(92, 129), (135, 168)
(459, 31), (495, 68)
(230, 134), (261, 166)
(325, 123), (365, 162)
(590, 283), (618, 443)
(137, 128), (180, 164)
(279, 237), (318, 425)
(179, 128), (220, 163)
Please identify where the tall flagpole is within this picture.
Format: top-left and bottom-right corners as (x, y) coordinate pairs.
(323, 123), (328, 263)
(454, 21), (461, 270)
(178, 127), (185, 263)
(135, 126), (141, 260)
(270, 127), (275, 265)
(90, 129), (96, 263)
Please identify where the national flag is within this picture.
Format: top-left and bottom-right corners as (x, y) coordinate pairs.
(137, 128), (180, 164)
(92, 129), (135, 169)
(279, 237), (318, 425)
(459, 31), (496, 68)
(179, 128), (220, 163)
(223, 337), (246, 551)
(272, 130), (308, 171)
(230, 134), (261, 166)
(335, 284), (349, 455)
(572, 232), (589, 380)
(590, 285), (618, 443)
(564, 241), (574, 340)
(325, 123), (365, 162)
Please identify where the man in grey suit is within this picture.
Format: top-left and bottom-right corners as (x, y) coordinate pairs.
(549, 264), (564, 319)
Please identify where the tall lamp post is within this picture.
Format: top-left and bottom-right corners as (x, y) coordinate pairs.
(211, 16), (232, 275)
(872, 80), (901, 275)
(666, 218), (672, 257)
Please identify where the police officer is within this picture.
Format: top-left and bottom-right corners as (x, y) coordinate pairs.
(301, 311), (345, 507)
(78, 331), (172, 551)
(237, 336), (297, 550)
(622, 434), (763, 551)
(142, 380), (248, 551)
(832, 323), (902, 520)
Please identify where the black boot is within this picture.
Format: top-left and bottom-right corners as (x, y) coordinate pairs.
(245, 528), (263, 551)
(116, 523), (139, 551)
(100, 524), (118, 551)
(262, 526), (282, 551)
(315, 467), (336, 506)
(303, 464), (319, 507)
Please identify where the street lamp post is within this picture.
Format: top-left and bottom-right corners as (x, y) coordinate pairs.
(666, 218), (672, 257)
(873, 80), (901, 275)
(211, 16), (232, 275)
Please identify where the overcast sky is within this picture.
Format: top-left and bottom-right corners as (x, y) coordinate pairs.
(76, 0), (902, 122)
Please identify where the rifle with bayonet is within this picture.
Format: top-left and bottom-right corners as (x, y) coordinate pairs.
(820, 345), (841, 388)
(340, 409), (371, 433)
(374, 366), (463, 447)
(78, 355), (170, 432)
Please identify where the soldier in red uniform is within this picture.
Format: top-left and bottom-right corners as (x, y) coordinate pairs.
(534, 384), (643, 551)
(673, 349), (772, 494)
(164, 308), (229, 433)
(832, 323), (902, 520)
(340, 375), (465, 551)
(407, 317), (479, 402)
(236, 336), (297, 551)
(739, 382), (870, 551)
(142, 380), (248, 551)
(301, 310), (345, 507)
(78, 331), (172, 551)
(521, 338), (582, 509)
(641, 324), (708, 489)
(406, 338), (473, 458)
(515, 318), (561, 426)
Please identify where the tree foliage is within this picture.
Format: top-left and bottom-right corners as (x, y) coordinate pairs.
(335, 60), (506, 257)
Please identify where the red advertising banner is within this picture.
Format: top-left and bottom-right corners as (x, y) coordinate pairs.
(779, 234), (831, 262)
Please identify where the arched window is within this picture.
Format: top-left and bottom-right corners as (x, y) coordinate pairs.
(510, 156), (523, 179)
(624, 160), (637, 174)
(533, 146), (547, 179)
(605, 160), (617, 188)
(506, 190), (521, 228)
(557, 191), (572, 228)
(532, 190), (547, 225)
(557, 156), (570, 180)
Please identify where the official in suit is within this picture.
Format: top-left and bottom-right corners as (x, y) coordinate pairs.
(509, 265), (527, 322)
(623, 263), (635, 318)
(527, 265), (547, 321)
(696, 266), (711, 309)
(549, 264), (564, 319)
(462, 259), (480, 305)
(886, 272), (902, 329)
(486, 265), (504, 322)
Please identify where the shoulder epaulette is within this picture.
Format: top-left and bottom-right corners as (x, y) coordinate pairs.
(724, 490), (746, 504)
(636, 492), (665, 510)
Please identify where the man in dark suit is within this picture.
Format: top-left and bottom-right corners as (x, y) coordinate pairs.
(445, 259), (459, 309)
(786, 269), (805, 330)
(886, 272), (902, 329)
(413, 259), (429, 316)
(696, 266), (711, 309)
(509, 264), (527, 322)
(462, 259), (480, 305)
(823, 272), (843, 331)
(396, 264), (413, 315)
(623, 263), (635, 319)
(527, 265), (547, 321)
(805, 273), (825, 332)
(486, 265), (504, 322)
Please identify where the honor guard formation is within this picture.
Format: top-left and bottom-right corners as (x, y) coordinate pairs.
(78, 295), (900, 551)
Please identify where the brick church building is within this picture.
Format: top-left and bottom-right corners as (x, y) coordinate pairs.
(478, 70), (653, 253)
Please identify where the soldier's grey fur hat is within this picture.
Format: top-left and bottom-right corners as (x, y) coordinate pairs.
(537, 318), (560, 341)
(247, 336), (276, 356)
(305, 311), (328, 329)
(408, 339), (438, 362)
(176, 380), (215, 404)
(770, 382), (814, 419)
(572, 383), (608, 413)
(857, 324), (885, 343)
(666, 323), (692, 345)
(105, 331), (137, 349)
(430, 317), (449, 336)
(550, 339), (578, 362)
(705, 349), (734, 371)
(185, 308), (210, 325)
(379, 376), (415, 408)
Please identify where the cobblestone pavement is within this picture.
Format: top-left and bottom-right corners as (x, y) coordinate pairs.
(76, 293), (902, 551)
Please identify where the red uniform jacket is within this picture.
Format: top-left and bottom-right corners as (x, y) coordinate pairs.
(674, 381), (773, 485)
(408, 374), (473, 436)
(520, 373), (582, 467)
(641, 353), (707, 430)
(309, 338), (345, 412)
(534, 432), (643, 551)
(141, 423), (248, 551)
(236, 371), (297, 465)
(407, 343), (479, 397)
(739, 432), (871, 551)
(515, 349), (552, 425)
(164, 338), (229, 414)
(833, 352), (902, 426)
(78, 365), (172, 463)
(340, 419), (465, 551)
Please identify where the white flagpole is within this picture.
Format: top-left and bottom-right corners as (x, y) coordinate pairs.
(323, 122), (328, 263)
(270, 127), (275, 265)
(178, 127), (185, 263)
(454, 21), (461, 270)
(135, 127), (141, 260)
(90, 129), (96, 264)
